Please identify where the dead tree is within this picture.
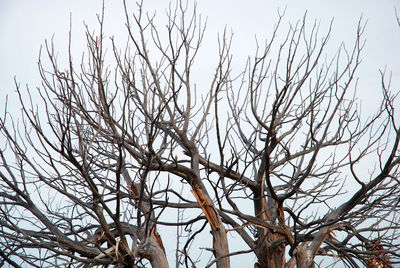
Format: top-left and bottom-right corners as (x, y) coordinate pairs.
(1, 1), (399, 267)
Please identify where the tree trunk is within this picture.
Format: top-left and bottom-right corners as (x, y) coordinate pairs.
(188, 152), (230, 267)
(254, 233), (285, 268)
(294, 246), (315, 268)
(191, 186), (230, 268)
(212, 225), (231, 268)
(149, 253), (169, 268)
(253, 189), (285, 268)
(146, 234), (169, 268)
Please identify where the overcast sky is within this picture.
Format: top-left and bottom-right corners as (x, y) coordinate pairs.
(1, 0), (399, 108)
(1, 1), (399, 267)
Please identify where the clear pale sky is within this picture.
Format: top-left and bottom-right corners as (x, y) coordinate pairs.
(0, 1), (399, 267)
(1, 0), (399, 109)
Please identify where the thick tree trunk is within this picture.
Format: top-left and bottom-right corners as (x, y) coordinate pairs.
(149, 251), (169, 268)
(146, 234), (169, 268)
(191, 186), (230, 268)
(187, 152), (230, 268)
(212, 225), (231, 268)
(294, 246), (315, 268)
(254, 233), (285, 268)
(253, 189), (285, 268)
(149, 252), (169, 268)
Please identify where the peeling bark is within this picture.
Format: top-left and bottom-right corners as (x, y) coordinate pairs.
(191, 185), (230, 267)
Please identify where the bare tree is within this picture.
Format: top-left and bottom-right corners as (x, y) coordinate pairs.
(1, 1), (399, 267)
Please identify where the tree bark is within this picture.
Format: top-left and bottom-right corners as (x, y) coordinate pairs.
(147, 235), (169, 268)
(294, 246), (314, 268)
(191, 186), (230, 268)
(212, 225), (231, 268)
(253, 189), (285, 268)
(254, 233), (285, 268)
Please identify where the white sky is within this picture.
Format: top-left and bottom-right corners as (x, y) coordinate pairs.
(1, 1), (399, 267)
(1, 0), (399, 107)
